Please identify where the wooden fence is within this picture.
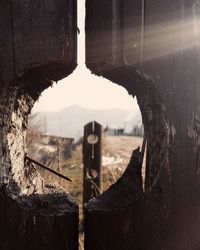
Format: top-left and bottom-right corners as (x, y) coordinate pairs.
(83, 121), (102, 205)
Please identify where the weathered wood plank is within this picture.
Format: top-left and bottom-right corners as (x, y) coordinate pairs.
(84, 148), (143, 250)
(83, 121), (102, 205)
(86, 1), (200, 249)
(0, 0), (15, 86)
(0, 185), (79, 250)
(0, 0), (77, 95)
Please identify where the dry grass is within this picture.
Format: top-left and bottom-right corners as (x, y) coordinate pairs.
(102, 135), (144, 189)
(38, 135), (143, 193)
(37, 135), (144, 202)
(34, 135), (144, 249)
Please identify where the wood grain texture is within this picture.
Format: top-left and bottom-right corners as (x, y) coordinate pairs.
(0, 1), (78, 249)
(86, 1), (200, 249)
(84, 148), (143, 250)
(0, 185), (79, 250)
(0, 0), (77, 96)
(83, 121), (102, 205)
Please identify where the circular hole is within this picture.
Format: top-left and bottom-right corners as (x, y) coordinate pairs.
(86, 169), (99, 179)
(87, 134), (99, 144)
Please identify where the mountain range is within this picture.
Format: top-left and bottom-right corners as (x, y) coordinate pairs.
(34, 105), (142, 140)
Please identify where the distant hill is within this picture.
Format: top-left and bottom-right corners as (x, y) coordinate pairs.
(34, 105), (142, 140)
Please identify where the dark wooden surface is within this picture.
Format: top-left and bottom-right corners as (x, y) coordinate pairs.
(83, 121), (102, 205)
(1, 0), (200, 249)
(0, 0), (77, 98)
(0, 2), (78, 249)
(85, 207), (134, 250)
(86, 1), (200, 249)
(84, 149), (143, 250)
(0, 186), (79, 250)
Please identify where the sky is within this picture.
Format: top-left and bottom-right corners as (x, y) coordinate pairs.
(32, 0), (139, 113)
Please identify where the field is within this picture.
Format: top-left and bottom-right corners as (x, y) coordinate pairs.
(34, 135), (144, 249)
(37, 135), (143, 200)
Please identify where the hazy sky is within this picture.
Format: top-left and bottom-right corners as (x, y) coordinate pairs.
(32, 0), (138, 113)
